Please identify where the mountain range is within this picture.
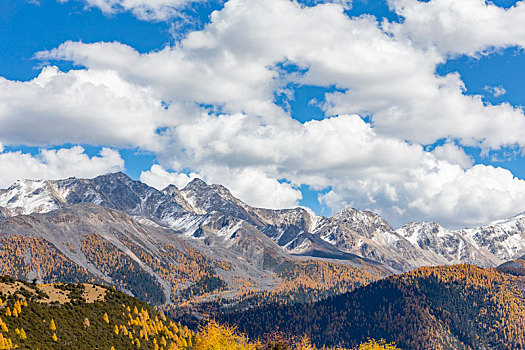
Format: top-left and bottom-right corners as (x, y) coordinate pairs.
(1, 172), (525, 308)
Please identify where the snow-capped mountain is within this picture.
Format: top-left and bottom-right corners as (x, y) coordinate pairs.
(156, 176), (525, 269)
(0, 173), (185, 220)
(2, 172), (525, 274)
(396, 215), (525, 267)
(0, 173), (292, 273)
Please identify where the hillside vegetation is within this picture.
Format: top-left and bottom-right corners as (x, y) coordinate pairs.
(0, 202), (382, 312)
(221, 265), (525, 350)
(0, 232), (380, 321)
(0, 276), (395, 350)
(0, 276), (198, 349)
(167, 259), (380, 324)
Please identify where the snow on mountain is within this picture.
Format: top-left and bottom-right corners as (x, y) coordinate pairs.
(0, 179), (68, 215)
(4, 172), (525, 273)
(162, 184), (195, 213)
(462, 213), (525, 263)
(311, 208), (430, 271)
(396, 222), (500, 267)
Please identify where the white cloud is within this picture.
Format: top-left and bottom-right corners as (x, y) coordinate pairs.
(140, 164), (198, 190)
(209, 167), (301, 209)
(387, 0), (525, 56)
(0, 66), (167, 151)
(304, 0), (352, 9)
(0, 146), (124, 189)
(431, 142), (473, 169)
(320, 159), (525, 229)
(59, 0), (210, 21)
(485, 85), (507, 97)
(142, 164), (303, 209)
(131, 106), (525, 228)
(5, 0), (525, 227)
(155, 111), (525, 227)
(39, 0), (525, 150)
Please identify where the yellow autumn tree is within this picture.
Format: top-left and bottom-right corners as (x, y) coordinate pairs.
(355, 339), (400, 350)
(50, 319), (57, 332)
(19, 328), (27, 340)
(194, 320), (257, 350)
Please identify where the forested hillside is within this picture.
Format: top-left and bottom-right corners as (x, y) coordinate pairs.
(0, 276), (396, 350)
(0, 276), (197, 349)
(0, 201), (383, 312)
(167, 259), (380, 323)
(221, 265), (525, 350)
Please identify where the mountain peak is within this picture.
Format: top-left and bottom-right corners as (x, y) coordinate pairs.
(334, 208), (384, 222)
(162, 184), (179, 192)
(94, 171), (132, 182)
(184, 178), (208, 190)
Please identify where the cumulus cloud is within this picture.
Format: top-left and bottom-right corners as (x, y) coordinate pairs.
(302, 0), (352, 9)
(0, 146), (124, 189)
(142, 164), (303, 209)
(0, 66), (168, 151)
(4, 0), (525, 227)
(387, 0), (525, 56)
(140, 164), (198, 190)
(39, 0), (525, 150)
(431, 142), (473, 169)
(320, 159), (525, 229)
(152, 110), (525, 227)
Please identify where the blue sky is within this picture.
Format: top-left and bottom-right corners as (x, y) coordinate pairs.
(2, 0), (525, 228)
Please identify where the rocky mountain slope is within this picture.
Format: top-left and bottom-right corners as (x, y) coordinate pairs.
(1, 172), (525, 282)
(3, 173), (525, 349)
(158, 177), (525, 270)
(0, 174), (383, 311)
(397, 215), (525, 267)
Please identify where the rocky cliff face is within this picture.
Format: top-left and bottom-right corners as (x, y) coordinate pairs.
(2, 172), (525, 275)
(397, 215), (525, 267)
(0, 205), (9, 218)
